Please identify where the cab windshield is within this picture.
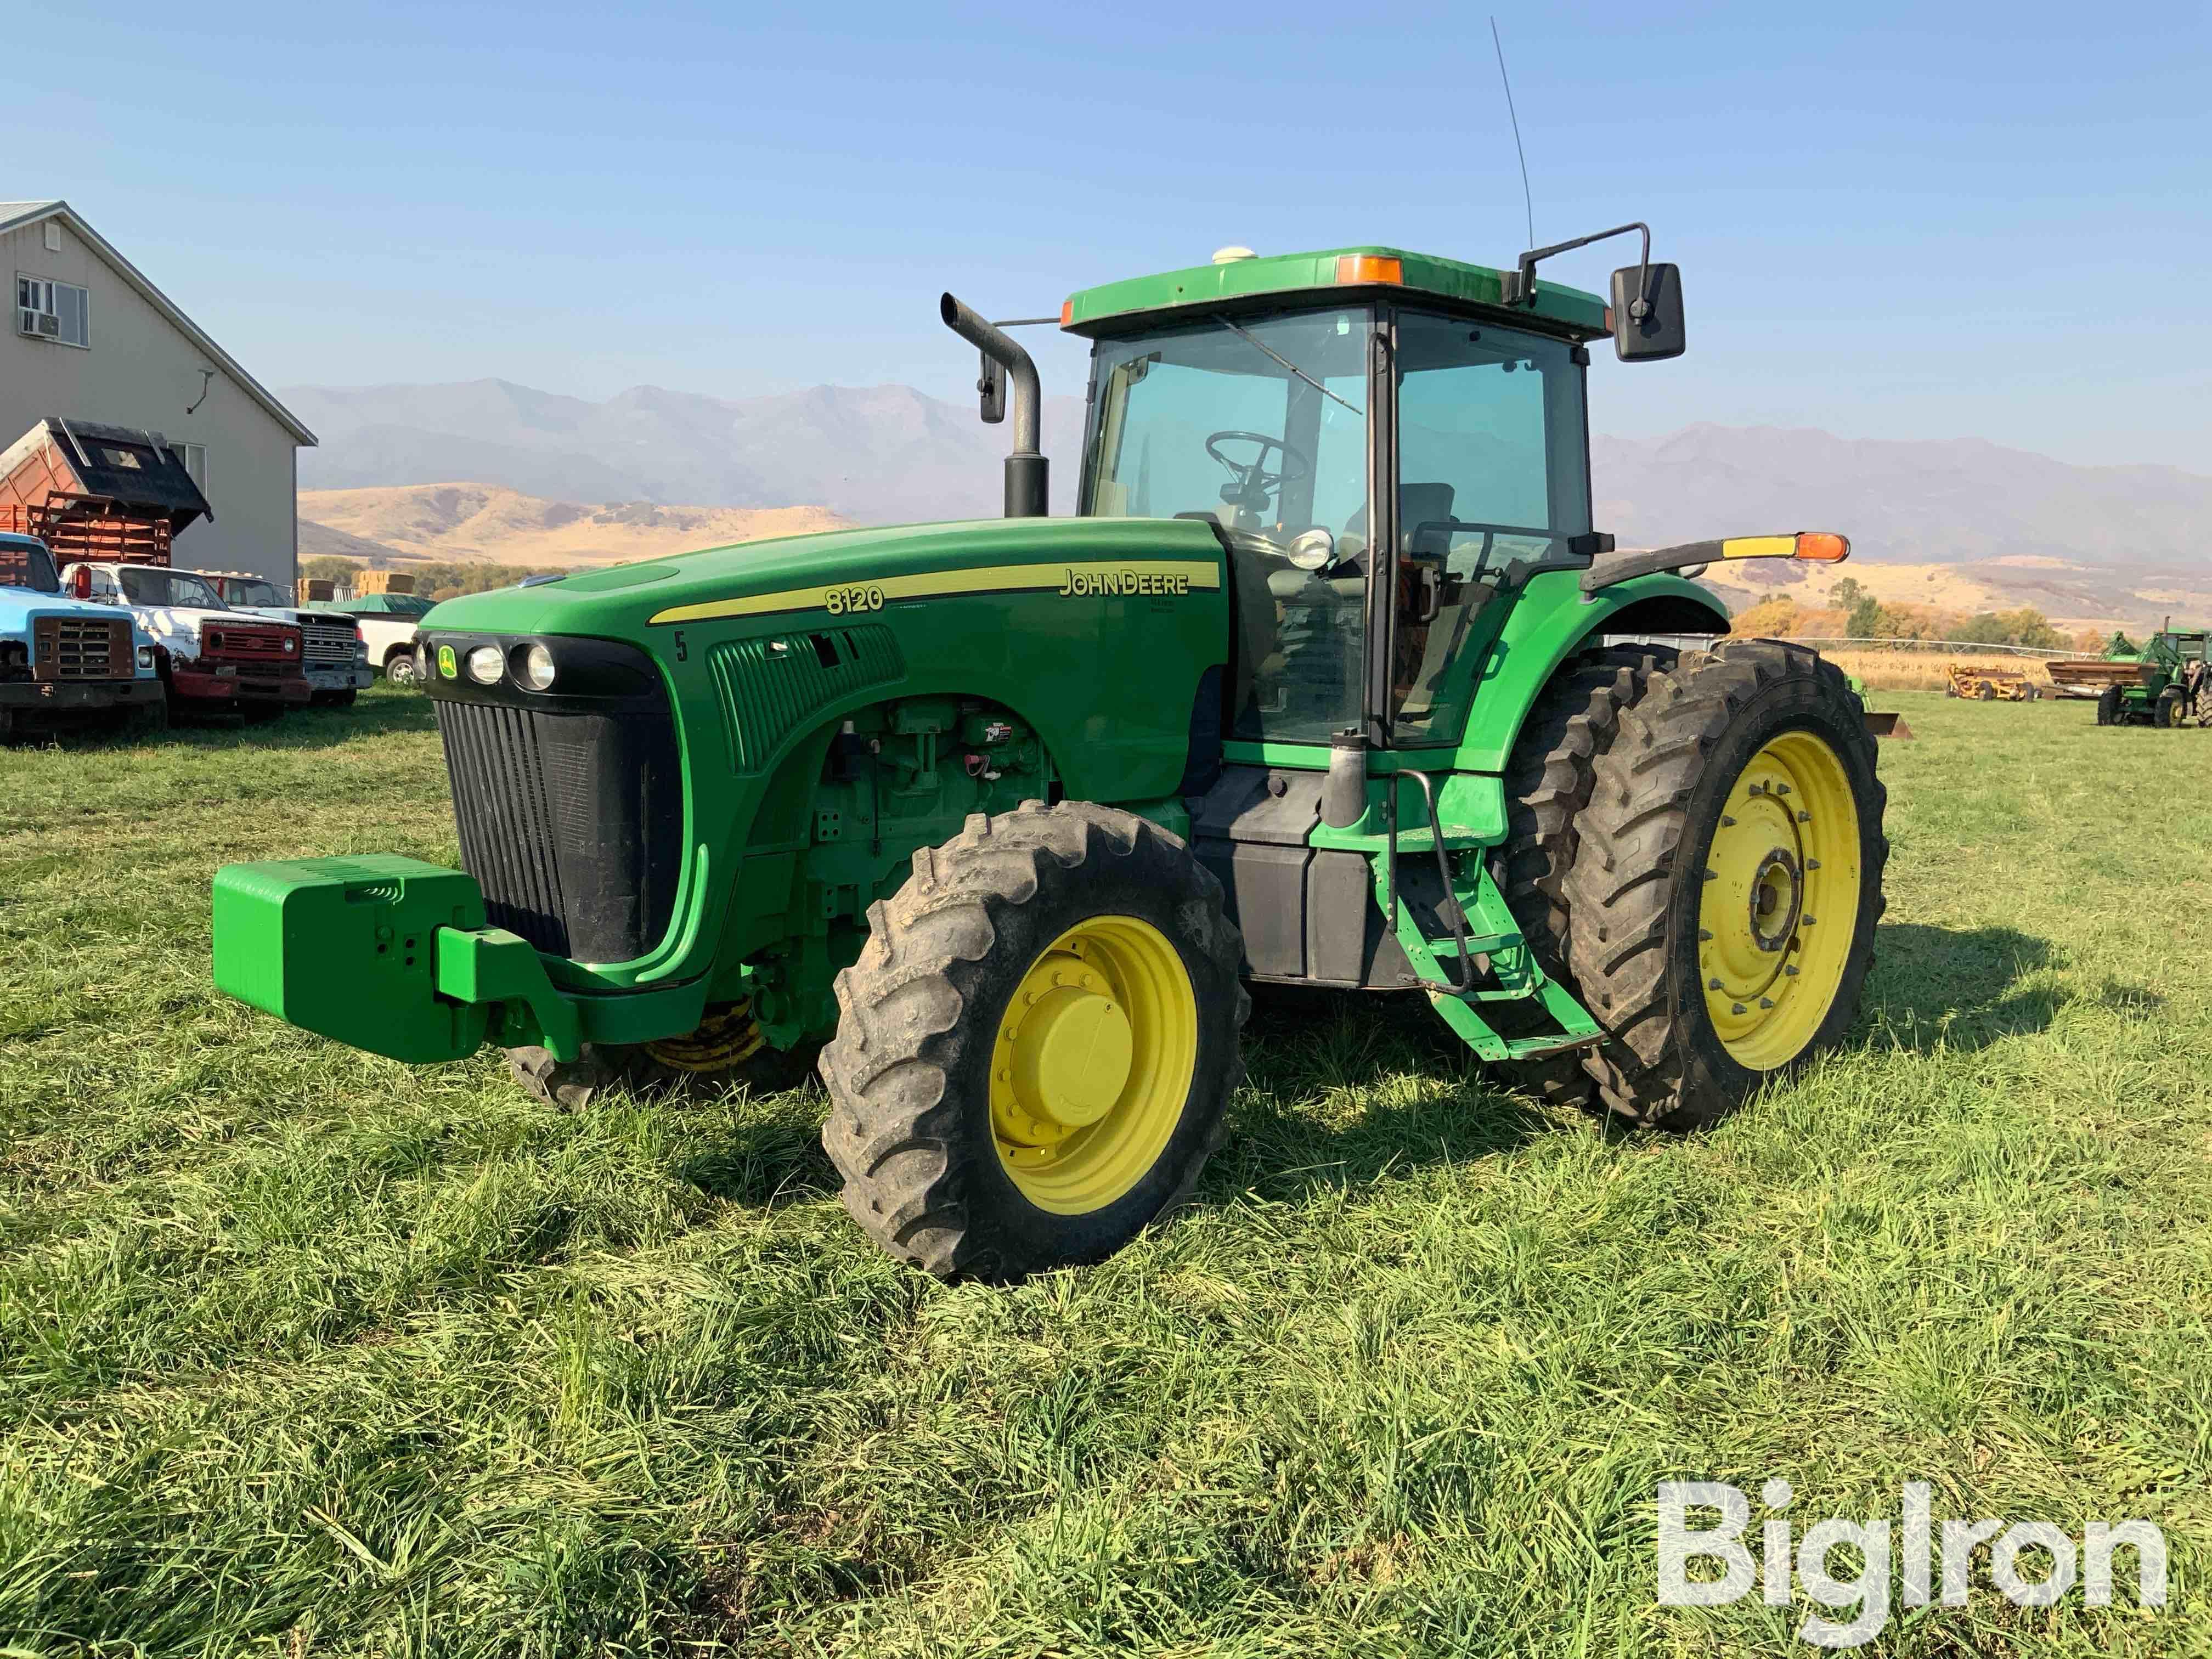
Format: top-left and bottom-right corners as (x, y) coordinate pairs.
(0, 538), (59, 593)
(121, 567), (227, 610)
(225, 578), (289, 607)
(1082, 306), (1372, 743)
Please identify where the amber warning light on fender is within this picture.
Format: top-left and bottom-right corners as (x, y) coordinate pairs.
(1582, 531), (1852, 594)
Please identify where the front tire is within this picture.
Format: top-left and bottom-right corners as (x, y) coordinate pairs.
(820, 800), (1246, 1281)
(385, 650), (420, 686)
(2096, 685), (2121, 726)
(1560, 640), (1889, 1129)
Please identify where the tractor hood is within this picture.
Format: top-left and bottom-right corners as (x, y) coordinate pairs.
(419, 516), (1228, 640)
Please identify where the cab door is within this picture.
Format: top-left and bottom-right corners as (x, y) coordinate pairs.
(1371, 307), (1595, 747)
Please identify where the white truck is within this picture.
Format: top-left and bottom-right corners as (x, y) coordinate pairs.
(61, 562), (311, 716)
(309, 591), (437, 685)
(203, 572), (373, 704)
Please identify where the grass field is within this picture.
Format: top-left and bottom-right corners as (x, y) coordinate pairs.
(5, 685), (2210, 1657)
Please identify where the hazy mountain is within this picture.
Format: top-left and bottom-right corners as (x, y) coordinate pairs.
(1592, 425), (2210, 573)
(282, 379), (2212, 624)
(283, 379), (1088, 522)
(299, 484), (847, 571)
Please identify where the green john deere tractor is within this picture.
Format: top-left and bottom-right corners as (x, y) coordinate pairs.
(213, 229), (1889, 1279)
(2086, 625), (2212, 727)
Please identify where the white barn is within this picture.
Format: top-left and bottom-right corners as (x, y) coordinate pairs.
(1, 200), (314, 585)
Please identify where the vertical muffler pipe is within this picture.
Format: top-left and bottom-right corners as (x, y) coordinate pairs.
(941, 292), (1047, 517)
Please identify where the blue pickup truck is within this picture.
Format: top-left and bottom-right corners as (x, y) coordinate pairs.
(0, 531), (163, 737)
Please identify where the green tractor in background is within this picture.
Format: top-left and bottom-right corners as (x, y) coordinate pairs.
(214, 228), (1889, 1279)
(2087, 625), (2212, 727)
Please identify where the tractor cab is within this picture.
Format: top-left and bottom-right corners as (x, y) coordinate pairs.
(1066, 263), (1604, 750)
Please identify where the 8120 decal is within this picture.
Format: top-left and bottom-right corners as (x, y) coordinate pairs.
(823, 584), (885, 616)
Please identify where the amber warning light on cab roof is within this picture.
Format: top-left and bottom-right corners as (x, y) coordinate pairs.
(1334, 254), (1403, 286)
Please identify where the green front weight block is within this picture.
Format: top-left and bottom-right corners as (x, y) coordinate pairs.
(212, 854), (580, 1063)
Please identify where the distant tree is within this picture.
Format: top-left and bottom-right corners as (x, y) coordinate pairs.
(1731, 597), (1802, 637)
(1951, 607), (2064, 649)
(301, 555), (363, 586)
(1830, 576), (1868, 610)
(1846, 595), (1886, 639)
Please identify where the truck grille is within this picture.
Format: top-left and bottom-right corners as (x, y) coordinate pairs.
(300, 619), (359, 665)
(33, 615), (132, 681)
(204, 621), (303, 669)
(436, 698), (682, 963)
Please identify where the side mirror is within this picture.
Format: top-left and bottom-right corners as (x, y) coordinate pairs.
(1611, 262), (1685, 361)
(70, 565), (92, 600)
(977, 352), (1006, 424)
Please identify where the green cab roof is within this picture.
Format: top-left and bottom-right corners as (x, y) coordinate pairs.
(1063, 245), (1609, 340)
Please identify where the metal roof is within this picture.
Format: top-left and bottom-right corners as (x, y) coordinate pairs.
(1, 199), (316, 447)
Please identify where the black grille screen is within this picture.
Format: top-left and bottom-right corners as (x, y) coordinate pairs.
(437, 698), (682, 963)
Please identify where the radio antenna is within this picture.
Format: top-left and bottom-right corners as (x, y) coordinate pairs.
(1490, 16), (1534, 249)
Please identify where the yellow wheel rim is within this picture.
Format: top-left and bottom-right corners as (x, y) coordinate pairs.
(989, 914), (1198, 1214)
(1698, 729), (1861, 1070)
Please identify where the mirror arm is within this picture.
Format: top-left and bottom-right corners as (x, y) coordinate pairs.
(1502, 221), (1651, 314)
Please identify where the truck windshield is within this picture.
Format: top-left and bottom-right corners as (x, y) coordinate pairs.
(121, 568), (227, 610)
(225, 579), (289, 607)
(1082, 306), (1372, 744)
(0, 539), (59, 593)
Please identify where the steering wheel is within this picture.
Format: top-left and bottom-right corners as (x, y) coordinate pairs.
(1205, 430), (1313, 518)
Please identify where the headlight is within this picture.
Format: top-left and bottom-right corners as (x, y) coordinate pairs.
(518, 642), (556, 691)
(1286, 528), (1337, 571)
(137, 646), (154, 669)
(205, 630), (225, 650)
(465, 644), (505, 685)
(283, 636), (297, 653)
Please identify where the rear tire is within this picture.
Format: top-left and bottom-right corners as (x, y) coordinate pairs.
(1496, 644), (1676, 1108)
(385, 650), (420, 686)
(2155, 686), (2183, 729)
(820, 800), (1246, 1281)
(2096, 685), (2121, 726)
(1559, 640), (1888, 1130)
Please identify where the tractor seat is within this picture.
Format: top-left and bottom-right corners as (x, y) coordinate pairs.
(1342, 482), (1458, 569)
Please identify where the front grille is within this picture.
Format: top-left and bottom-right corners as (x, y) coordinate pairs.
(437, 697), (682, 963)
(204, 622), (301, 668)
(33, 615), (132, 681)
(299, 620), (359, 665)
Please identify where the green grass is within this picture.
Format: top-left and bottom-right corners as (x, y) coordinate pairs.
(4, 687), (2210, 1657)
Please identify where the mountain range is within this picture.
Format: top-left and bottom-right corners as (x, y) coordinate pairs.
(282, 379), (2212, 627)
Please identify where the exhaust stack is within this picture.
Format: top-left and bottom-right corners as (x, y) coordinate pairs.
(940, 292), (1047, 518)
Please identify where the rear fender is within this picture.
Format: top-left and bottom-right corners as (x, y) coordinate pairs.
(1451, 572), (1728, 774)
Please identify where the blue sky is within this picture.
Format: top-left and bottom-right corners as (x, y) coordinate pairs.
(28, 2), (2211, 468)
